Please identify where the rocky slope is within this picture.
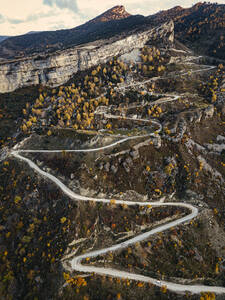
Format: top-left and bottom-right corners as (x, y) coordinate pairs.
(87, 5), (131, 24)
(150, 2), (225, 59)
(0, 46), (224, 299)
(0, 17), (225, 299)
(0, 2), (224, 61)
(0, 7), (146, 60)
(0, 21), (174, 93)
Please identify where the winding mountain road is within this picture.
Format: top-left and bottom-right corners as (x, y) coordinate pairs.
(11, 126), (225, 295)
(11, 140), (225, 295)
(10, 59), (225, 295)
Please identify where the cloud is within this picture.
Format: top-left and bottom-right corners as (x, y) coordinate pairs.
(43, 0), (78, 12)
(0, 14), (5, 24)
(26, 11), (57, 22)
(8, 19), (25, 24)
(6, 11), (58, 26)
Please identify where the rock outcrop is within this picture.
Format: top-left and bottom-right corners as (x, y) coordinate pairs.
(0, 21), (174, 93)
(87, 5), (131, 24)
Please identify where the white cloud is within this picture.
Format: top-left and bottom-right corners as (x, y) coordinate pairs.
(43, 0), (78, 12)
(0, 0), (224, 36)
(0, 0), (44, 20)
(0, 0), (83, 35)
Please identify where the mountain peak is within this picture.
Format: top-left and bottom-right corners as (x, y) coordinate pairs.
(87, 5), (131, 25)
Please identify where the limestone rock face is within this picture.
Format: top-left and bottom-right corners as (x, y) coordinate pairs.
(0, 21), (174, 93)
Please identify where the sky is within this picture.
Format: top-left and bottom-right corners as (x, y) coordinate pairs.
(0, 0), (224, 36)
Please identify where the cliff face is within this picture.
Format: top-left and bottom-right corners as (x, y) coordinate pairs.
(0, 21), (174, 93)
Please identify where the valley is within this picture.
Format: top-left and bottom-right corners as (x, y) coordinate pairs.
(0, 3), (224, 300)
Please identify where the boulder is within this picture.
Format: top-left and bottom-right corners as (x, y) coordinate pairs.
(204, 105), (214, 119)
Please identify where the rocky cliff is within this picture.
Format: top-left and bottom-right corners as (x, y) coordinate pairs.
(0, 21), (174, 93)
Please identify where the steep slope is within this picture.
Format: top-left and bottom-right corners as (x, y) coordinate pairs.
(0, 21), (174, 93)
(0, 7), (147, 60)
(86, 5), (131, 24)
(0, 39), (224, 300)
(1, 3), (224, 61)
(0, 3), (224, 95)
(150, 2), (225, 59)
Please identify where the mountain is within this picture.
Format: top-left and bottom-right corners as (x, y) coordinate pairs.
(0, 3), (225, 300)
(0, 21), (174, 93)
(26, 31), (43, 35)
(0, 2), (224, 61)
(0, 6), (146, 60)
(150, 2), (225, 59)
(0, 36), (9, 43)
(1, 2), (225, 93)
(0, 32), (41, 45)
(86, 5), (131, 24)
